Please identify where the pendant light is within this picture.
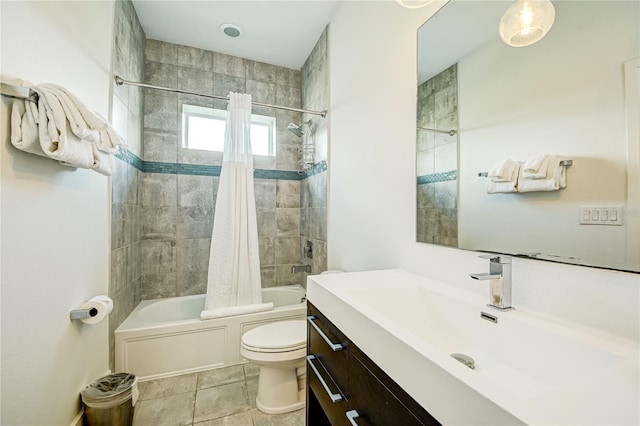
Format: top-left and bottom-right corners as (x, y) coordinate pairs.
(395, 0), (433, 9)
(499, 0), (556, 47)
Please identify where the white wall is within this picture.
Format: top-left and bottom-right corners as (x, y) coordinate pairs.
(1, 1), (114, 424)
(327, 1), (639, 341)
(458, 1), (638, 271)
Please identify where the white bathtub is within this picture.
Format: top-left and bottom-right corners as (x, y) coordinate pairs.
(115, 285), (307, 381)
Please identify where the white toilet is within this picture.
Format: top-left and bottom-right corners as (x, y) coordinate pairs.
(240, 320), (307, 414)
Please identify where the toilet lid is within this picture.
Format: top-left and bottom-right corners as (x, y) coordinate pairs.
(242, 320), (307, 351)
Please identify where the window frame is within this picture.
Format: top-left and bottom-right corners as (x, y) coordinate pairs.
(181, 104), (276, 156)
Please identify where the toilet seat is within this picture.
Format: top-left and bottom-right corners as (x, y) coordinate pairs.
(241, 320), (306, 353)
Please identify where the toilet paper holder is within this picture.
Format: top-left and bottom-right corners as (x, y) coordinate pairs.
(70, 308), (98, 320)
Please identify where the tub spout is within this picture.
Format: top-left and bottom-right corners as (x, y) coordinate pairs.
(291, 265), (311, 274)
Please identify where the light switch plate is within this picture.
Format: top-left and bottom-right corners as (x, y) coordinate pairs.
(579, 206), (623, 225)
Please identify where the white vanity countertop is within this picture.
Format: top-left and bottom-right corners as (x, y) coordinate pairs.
(307, 269), (639, 426)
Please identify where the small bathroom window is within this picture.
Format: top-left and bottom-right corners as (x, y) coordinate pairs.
(182, 104), (276, 156)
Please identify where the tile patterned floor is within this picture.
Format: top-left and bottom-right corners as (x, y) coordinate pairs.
(133, 363), (305, 426)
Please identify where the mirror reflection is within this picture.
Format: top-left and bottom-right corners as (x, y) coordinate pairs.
(416, 1), (639, 272)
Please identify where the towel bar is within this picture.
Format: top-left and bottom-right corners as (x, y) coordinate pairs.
(478, 159), (572, 177)
(0, 82), (38, 102)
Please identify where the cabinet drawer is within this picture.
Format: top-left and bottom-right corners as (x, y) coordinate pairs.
(308, 354), (348, 425)
(307, 304), (349, 394)
(347, 349), (440, 426)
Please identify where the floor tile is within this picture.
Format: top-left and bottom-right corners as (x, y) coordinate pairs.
(138, 373), (198, 400)
(198, 365), (245, 390)
(194, 409), (254, 426)
(253, 408), (305, 426)
(246, 378), (258, 409)
(133, 392), (195, 425)
(243, 363), (260, 380)
(193, 381), (250, 423)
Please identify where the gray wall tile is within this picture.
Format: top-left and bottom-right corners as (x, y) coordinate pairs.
(141, 173), (177, 207)
(276, 180), (300, 208)
(141, 240), (176, 274)
(141, 206), (177, 240)
(178, 67), (214, 96)
(177, 45), (213, 71)
(177, 238), (211, 272)
(276, 208), (300, 237)
(144, 90), (178, 131)
(213, 52), (245, 78)
(245, 60), (276, 84)
(144, 60), (178, 87)
(145, 39), (177, 65)
(178, 175), (215, 207)
(177, 206), (214, 240)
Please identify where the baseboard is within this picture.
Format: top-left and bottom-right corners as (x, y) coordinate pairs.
(70, 408), (83, 426)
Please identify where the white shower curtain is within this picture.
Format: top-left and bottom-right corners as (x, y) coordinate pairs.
(202, 93), (268, 318)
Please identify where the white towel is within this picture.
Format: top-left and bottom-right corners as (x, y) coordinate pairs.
(487, 162), (521, 193)
(200, 302), (274, 320)
(488, 159), (518, 182)
(35, 92), (95, 169)
(91, 145), (116, 176)
(39, 84), (126, 153)
(11, 99), (48, 157)
(517, 156), (567, 192)
(522, 154), (551, 179)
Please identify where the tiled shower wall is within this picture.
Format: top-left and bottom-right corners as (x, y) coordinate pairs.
(110, 0), (145, 369)
(300, 27), (329, 278)
(416, 64), (458, 247)
(138, 39), (320, 299)
(109, 6), (330, 370)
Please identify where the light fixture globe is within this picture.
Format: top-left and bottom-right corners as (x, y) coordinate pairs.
(499, 0), (556, 47)
(395, 0), (433, 9)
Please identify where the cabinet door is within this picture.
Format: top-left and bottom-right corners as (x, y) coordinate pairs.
(308, 304), (349, 393)
(347, 350), (441, 426)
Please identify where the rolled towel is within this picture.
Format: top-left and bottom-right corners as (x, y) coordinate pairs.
(11, 99), (48, 157)
(522, 154), (551, 179)
(36, 95), (95, 169)
(517, 156), (567, 192)
(487, 162), (521, 193)
(200, 302), (274, 320)
(40, 84), (126, 153)
(488, 159), (518, 182)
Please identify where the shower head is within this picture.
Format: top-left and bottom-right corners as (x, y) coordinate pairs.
(287, 123), (305, 137)
(287, 120), (312, 137)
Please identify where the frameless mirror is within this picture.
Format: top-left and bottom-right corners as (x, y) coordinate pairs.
(416, 1), (639, 272)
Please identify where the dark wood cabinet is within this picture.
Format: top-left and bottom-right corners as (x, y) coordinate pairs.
(306, 302), (441, 426)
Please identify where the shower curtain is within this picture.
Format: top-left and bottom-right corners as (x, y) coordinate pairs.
(202, 92), (268, 318)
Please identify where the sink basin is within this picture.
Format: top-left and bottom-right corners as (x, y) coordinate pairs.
(307, 269), (639, 425)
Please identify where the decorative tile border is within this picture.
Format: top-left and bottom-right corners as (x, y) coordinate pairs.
(116, 148), (326, 181)
(417, 170), (457, 185)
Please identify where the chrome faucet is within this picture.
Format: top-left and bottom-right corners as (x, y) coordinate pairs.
(470, 254), (513, 311)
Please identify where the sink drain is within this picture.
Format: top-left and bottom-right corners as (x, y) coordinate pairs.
(451, 353), (475, 369)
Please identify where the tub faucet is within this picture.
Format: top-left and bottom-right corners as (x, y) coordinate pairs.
(470, 254), (513, 311)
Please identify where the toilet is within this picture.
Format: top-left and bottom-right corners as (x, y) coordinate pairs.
(240, 320), (307, 414)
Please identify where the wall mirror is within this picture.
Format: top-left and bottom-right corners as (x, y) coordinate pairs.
(416, 0), (639, 272)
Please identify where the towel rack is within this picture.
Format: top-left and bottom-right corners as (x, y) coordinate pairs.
(417, 126), (457, 136)
(0, 82), (38, 102)
(478, 159), (572, 177)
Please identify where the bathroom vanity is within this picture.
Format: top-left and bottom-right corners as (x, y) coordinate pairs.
(306, 302), (439, 425)
(306, 270), (639, 425)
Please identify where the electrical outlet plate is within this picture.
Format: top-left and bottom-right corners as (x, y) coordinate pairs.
(579, 206), (623, 226)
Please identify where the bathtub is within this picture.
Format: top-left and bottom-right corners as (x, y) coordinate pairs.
(114, 285), (306, 381)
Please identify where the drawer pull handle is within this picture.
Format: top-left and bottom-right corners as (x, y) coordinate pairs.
(307, 315), (344, 351)
(307, 355), (343, 403)
(346, 410), (361, 425)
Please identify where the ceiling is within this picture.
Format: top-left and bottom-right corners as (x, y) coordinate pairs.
(132, 1), (341, 70)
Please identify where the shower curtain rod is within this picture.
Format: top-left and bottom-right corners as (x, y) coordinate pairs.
(114, 76), (327, 118)
(417, 126), (457, 136)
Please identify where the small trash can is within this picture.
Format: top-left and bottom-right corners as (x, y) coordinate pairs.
(80, 373), (138, 426)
